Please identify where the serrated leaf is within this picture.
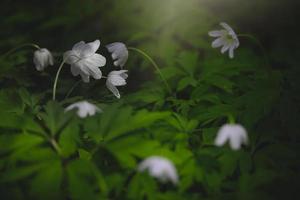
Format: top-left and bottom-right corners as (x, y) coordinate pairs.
(177, 76), (198, 91)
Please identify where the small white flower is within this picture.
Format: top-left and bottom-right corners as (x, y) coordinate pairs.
(106, 70), (128, 99)
(64, 40), (106, 83)
(65, 100), (101, 118)
(33, 48), (54, 71)
(214, 124), (248, 150)
(209, 22), (239, 59)
(138, 156), (178, 185)
(106, 42), (128, 68)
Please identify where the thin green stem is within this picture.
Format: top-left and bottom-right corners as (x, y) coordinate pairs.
(49, 138), (63, 155)
(52, 58), (68, 101)
(37, 130), (63, 156)
(238, 34), (271, 70)
(1, 43), (40, 58)
(128, 47), (172, 95)
(64, 80), (82, 99)
(227, 114), (235, 124)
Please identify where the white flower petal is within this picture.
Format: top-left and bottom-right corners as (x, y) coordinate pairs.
(64, 39), (105, 82)
(65, 100), (101, 118)
(208, 30), (223, 37)
(220, 22), (235, 34)
(212, 37), (225, 48)
(106, 42), (128, 67)
(72, 41), (85, 52)
(85, 53), (106, 67)
(209, 23), (239, 59)
(229, 47), (235, 59)
(81, 40), (100, 57)
(214, 128), (228, 147)
(33, 48), (54, 71)
(229, 135), (242, 150)
(77, 61), (102, 80)
(80, 73), (90, 83)
(70, 65), (80, 76)
(106, 81), (120, 98)
(64, 50), (80, 64)
(109, 70), (128, 76)
(107, 70), (128, 87)
(111, 53), (117, 60)
(109, 75), (126, 86)
(137, 156), (178, 185)
(120, 73), (128, 79)
(214, 124), (248, 151)
(221, 43), (230, 54)
(234, 38), (240, 48)
(48, 53), (54, 66)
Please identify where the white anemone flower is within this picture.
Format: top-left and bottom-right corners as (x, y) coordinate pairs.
(138, 156), (179, 185)
(33, 48), (54, 71)
(106, 70), (128, 99)
(214, 124), (248, 150)
(209, 22), (239, 59)
(106, 42), (128, 68)
(65, 100), (101, 118)
(63, 40), (106, 83)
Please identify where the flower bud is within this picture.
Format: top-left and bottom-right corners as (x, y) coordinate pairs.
(33, 48), (54, 71)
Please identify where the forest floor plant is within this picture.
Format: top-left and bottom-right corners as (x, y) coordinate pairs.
(0, 21), (283, 200)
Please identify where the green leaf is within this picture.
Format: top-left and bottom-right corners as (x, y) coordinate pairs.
(203, 75), (235, 93)
(30, 160), (63, 199)
(0, 162), (47, 183)
(67, 159), (107, 200)
(40, 101), (73, 136)
(59, 121), (80, 157)
(239, 152), (252, 174)
(128, 173), (158, 200)
(177, 76), (198, 91)
(177, 51), (199, 76)
(78, 148), (92, 160)
(202, 128), (218, 145)
(85, 104), (170, 143)
(0, 89), (24, 114)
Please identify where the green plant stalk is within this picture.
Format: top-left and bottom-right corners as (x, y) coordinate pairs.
(238, 34), (271, 70)
(52, 58), (68, 101)
(38, 130), (63, 156)
(227, 114), (235, 124)
(64, 80), (82, 99)
(49, 138), (63, 155)
(128, 47), (172, 95)
(1, 43), (40, 58)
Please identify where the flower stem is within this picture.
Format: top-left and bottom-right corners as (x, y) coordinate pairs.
(38, 130), (63, 156)
(1, 43), (40, 58)
(49, 138), (63, 155)
(237, 34), (271, 70)
(52, 58), (68, 101)
(128, 47), (172, 95)
(64, 80), (82, 99)
(227, 114), (235, 124)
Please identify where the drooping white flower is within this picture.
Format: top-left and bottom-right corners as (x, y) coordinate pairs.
(138, 156), (179, 185)
(214, 124), (248, 150)
(65, 100), (101, 118)
(106, 42), (128, 68)
(33, 48), (54, 71)
(63, 40), (106, 83)
(106, 70), (128, 99)
(209, 22), (239, 59)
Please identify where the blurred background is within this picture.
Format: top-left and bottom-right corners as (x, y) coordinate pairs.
(1, 0), (299, 64)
